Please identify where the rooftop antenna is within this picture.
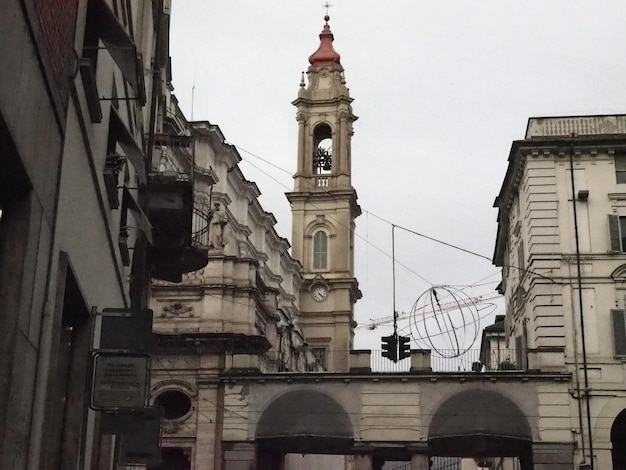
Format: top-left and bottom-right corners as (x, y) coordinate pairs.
(191, 80), (196, 121)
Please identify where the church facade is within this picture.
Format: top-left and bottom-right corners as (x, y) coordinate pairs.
(148, 15), (361, 468)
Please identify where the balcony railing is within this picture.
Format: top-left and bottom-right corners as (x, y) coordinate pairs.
(148, 134), (211, 282)
(257, 349), (522, 374)
(191, 206), (211, 248)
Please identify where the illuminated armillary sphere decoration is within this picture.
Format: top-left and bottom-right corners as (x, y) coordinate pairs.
(408, 286), (482, 358)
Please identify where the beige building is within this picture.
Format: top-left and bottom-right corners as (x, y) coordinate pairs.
(149, 115), (309, 468)
(147, 14), (360, 468)
(493, 114), (626, 469)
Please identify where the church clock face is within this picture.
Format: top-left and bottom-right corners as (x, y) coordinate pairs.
(312, 285), (328, 302)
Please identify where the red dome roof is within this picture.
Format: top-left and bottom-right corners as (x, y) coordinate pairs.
(308, 15), (341, 66)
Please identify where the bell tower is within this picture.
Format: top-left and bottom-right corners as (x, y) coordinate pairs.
(287, 15), (361, 372)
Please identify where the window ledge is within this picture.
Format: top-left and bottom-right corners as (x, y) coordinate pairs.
(608, 192), (626, 201)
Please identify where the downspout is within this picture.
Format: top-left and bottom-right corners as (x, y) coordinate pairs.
(131, 0), (163, 308)
(569, 260), (586, 460)
(569, 139), (594, 469)
(146, 0), (163, 172)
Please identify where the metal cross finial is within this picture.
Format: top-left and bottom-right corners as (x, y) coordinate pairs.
(323, 2), (332, 15)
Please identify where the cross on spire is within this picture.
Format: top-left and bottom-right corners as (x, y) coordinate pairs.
(323, 2), (332, 16)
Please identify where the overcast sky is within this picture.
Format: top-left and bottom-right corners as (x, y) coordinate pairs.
(169, 1), (626, 350)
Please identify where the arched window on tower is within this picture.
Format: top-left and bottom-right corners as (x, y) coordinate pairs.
(313, 230), (328, 269)
(313, 124), (332, 175)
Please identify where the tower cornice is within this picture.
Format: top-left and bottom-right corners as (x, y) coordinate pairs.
(292, 95), (355, 108)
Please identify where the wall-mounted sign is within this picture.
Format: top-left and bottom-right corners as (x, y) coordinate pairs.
(99, 308), (153, 352)
(91, 353), (150, 409)
(116, 406), (164, 466)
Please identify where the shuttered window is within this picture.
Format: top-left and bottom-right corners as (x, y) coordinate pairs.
(609, 215), (626, 252)
(612, 309), (626, 356)
(616, 152), (626, 184)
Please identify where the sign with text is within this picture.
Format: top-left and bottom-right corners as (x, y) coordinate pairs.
(91, 354), (149, 409)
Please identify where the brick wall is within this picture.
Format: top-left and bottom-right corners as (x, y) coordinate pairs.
(32, 0), (79, 103)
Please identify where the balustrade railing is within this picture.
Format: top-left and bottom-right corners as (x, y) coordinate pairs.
(526, 114), (626, 138)
(316, 176), (329, 188)
(258, 348), (522, 373)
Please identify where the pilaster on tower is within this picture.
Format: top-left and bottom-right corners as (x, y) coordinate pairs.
(287, 15), (361, 372)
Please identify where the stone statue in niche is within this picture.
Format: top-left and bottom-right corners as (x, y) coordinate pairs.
(210, 203), (228, 250)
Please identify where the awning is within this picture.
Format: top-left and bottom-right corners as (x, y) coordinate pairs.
(123, 188), (152, 245)
(110, 106), (146, 183)
(87, 0), (142, 98)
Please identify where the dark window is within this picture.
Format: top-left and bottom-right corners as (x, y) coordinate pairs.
(612, 309), (626, 357)
(609, 215), (626, 252)
(616, 152), (626, 184)
(517, 239), (525, 274)
(313, 124), (332, 175)
(161, 447), (192, 470)
(311, 347), (327, 369)
(154, 390), (192, 420)
(313, 231), (327, 269)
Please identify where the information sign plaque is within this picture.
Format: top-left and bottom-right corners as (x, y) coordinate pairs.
(91, 354), (150, 409)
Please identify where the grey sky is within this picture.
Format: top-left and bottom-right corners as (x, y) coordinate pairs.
(169, 1), (626, 349)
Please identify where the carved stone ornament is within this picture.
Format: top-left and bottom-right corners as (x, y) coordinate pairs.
(162, 420), (179, 434)
(162, 303), (194, 318)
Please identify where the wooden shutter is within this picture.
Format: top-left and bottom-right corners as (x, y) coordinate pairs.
(612, 309), (626, 356)
(609, 215), (621, 252)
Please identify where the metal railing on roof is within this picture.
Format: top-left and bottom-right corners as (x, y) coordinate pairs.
(258, 349), (522, 374)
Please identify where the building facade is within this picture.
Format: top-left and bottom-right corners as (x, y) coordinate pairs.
(493, 114), (626, 469)
(147, 14), (362, 469)
(149, 116), (308, 468)
(0, 0), (206, 468)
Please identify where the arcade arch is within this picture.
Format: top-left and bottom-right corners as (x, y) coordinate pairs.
(429, 389), (533, 468)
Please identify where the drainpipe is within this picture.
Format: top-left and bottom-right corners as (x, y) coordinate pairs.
(569, 260), (586, 460)
(130, 0), (163, 308)
(147, 0), (164, 172)
(569, 138), (594, 469)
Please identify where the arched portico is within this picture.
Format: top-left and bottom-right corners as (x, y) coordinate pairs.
(429, 389), (533, 468)
(220, 372), (575, 470)
(254, 389), (354, 467)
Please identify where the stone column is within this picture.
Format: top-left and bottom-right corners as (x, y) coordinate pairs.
(222, 441), (257, 470)
(338, 112), (348, 174)
(196, 380), (220, 469)
(532, 442), (575, 469)
(411, 454), (430, 470)
(296, 112), (306, 177)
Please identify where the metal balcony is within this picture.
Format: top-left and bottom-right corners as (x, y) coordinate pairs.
(147, 134), (210, 282)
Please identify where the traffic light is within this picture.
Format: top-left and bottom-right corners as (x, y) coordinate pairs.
(398, 335), (411, 360)
(381, 335), (398, 362)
